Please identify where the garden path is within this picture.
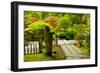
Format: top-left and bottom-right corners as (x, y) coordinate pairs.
(58, 40), (89, 59)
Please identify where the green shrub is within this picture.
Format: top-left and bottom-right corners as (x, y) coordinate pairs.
(56, 16), (71, 32)
(57, 31), (76, 40)
(24, 28), (33, 45)
(85, 33), (90, 48)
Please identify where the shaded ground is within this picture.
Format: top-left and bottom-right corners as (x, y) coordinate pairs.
(24, 54), (54, 62)
(24, 39), (90, 62)
(24, 45), (65, 62)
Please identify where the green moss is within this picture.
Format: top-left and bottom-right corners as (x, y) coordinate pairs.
(52, 46), (65, 60)
(76, 44), (90, 56)
(24, 45), (65, 62)
(80, 47), (90, 56)
(24, 54), (54, 62)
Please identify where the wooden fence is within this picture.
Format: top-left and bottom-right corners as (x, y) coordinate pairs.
(24, 42), (39, 55)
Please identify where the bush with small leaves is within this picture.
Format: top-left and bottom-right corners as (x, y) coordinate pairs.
(58, 31), (76, 40)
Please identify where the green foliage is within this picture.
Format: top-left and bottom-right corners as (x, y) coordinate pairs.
(26, 21), (51, 41)
(57, 31), (76, 40)
(24, 11), (90, 46)
(81, 14), (90, 25)
(24, 28), (33, 45)
(48, 12), (58, 16)
(85, 33), (90, 48)
(71, 24), (89, 46)
(56, 16), (71, 32)
(24, 12), (38, 28)
(79, 46), (90, 56)
(83, 33), (90, 55)
(28, 21), (52, 30)
(44, 16), (58, 28)
(24, 21), (51, 45)
(24, 54), (54, 62)
(24, 11), (90, 61)
(71, 14), (83, 24)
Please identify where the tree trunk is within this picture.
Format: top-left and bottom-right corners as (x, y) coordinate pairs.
(44, 26), (52, 56)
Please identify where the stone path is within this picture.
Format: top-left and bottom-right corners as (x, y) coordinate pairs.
(57, 39), (89, 59)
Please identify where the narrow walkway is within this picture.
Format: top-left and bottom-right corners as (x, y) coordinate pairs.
(57, 39), (89, 59)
